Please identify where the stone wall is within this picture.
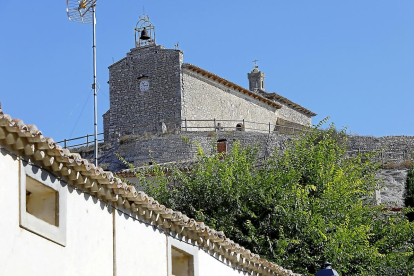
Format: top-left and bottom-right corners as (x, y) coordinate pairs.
(273, 100), (312, 126)
(103, 110), (110, 143)
(109, 132), (414, 207)
(117, 133), (414, 165)
(99, 132), (414, 172)
(275, 118), (308, 134)
(378, 169), (407, 207)
(72, 131), (414, 207)
(103, 44), (313, 143)
(115, 131), (292, 168)
(105, 45), (183, 140)
(181, 69), (278, 133)
(347, 135), (414, 162)
(347, 135), (414, 152)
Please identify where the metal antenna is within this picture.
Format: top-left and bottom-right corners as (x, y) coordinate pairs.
(66, 0), (99, 167)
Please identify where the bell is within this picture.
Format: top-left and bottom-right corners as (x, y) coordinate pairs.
(140, 27), (150, 40)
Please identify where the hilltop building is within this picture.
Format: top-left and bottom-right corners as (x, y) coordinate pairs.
(0, 104), (300, 275)
(103, 15), (316, 143)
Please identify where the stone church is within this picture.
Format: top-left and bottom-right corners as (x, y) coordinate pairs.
(103, 15), (316, 143)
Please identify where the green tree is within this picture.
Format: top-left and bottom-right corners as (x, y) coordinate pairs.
(404, 166), (414, 222)
(127, 123), (414, 275)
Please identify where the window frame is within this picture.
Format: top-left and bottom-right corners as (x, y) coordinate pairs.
(20, 160), (67, 246)
(168, 236), (199, 276)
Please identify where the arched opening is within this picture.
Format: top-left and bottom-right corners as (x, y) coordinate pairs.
(236, 123), (244, 131)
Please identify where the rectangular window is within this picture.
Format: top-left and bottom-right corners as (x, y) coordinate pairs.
(20, 161), (67, 246)
(26, 175), (59, 226)
(172, 247), (194, 276)
(168, 237), (198, 276)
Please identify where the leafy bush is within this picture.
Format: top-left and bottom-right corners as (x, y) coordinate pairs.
(405, 167), (414, 222)
(129, 122), (414, 275)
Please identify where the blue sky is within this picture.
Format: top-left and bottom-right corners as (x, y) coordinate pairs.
(1, 1), (413, 143)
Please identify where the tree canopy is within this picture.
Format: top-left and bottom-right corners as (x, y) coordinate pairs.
(405, 166), (414, 222)
(127, 123), (414, 275)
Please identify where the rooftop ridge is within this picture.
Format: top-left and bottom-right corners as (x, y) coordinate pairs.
(258, 90), (317, 117)
(182, 63), (282, 110)
(0, 107), (300, 276)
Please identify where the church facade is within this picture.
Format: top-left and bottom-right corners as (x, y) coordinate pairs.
(103, 17), (316, 143)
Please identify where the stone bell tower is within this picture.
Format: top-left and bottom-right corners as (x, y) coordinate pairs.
(103, 14), (184, 142)
(248, 60), (265, 91)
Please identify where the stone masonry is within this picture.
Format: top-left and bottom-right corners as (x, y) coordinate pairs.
(105, 45), (184, 142)
(181, 68), (278, 132)
(103, 40), (316, 143)
(85, 132), (414, 207)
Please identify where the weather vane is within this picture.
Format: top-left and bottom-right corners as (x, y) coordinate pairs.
(66, 0), (99, 167)
(253, 59), (259, 69)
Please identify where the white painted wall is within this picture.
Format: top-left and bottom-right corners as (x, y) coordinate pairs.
(198, 249), (245, 276)
(0, 150), (113, 276)
(115, 209), (168, 276)
(0, 148), (270, 276)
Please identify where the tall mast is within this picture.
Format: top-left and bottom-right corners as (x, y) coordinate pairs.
(92, 3), (98, 166)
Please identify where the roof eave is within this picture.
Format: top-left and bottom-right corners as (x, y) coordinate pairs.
(183, 63), (282, 110)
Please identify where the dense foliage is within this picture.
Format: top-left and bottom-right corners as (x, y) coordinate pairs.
(405, 166), (414, 222)
(127, 123), (414, 275)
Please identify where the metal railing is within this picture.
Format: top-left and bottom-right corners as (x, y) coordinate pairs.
(57, 119), (308, 149)
(56, 121), (414, 165)
(346, 149), (413, 163)
(57, 133), (104, 149)
(114, 119), (306, 135)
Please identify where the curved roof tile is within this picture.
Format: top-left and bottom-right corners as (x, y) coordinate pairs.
(0, 106), (300, 276)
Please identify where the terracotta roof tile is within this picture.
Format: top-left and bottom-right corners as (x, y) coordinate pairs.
(259, 90), (317, 117)
(0, 108), (300, 276)
(183, 63), (282, 110)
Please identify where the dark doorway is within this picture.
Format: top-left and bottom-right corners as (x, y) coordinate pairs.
(217, 139), (227, 160)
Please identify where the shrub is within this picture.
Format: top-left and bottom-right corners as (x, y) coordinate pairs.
(404, 167), (414, 221)
(127, 122), (414, 275)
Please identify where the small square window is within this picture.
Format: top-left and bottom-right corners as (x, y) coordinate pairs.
(168, 237), (198, 276)
(172, 247), (194, 276)
(26, 175), (59, 226)
(20, 161), (67, 246)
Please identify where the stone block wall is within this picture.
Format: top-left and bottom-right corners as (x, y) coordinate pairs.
(347, 135), (414, 162)
(103, 43), (313, 143)
(115, 133), (414, 167)
(347, 135), (414, 151)
(181, 69), (278, 132)
(89, 131), (414, 206)
(273, 100), (312, 126)
(105, 45), (184, 140)
(275, 118), (308, 134)
(103, 110), (110, 143)
(116, 131), (292, 167)
(114, 132), (414, 206)
(378, 169), (407, 206)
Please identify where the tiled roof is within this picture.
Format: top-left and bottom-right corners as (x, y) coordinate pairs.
(258, 90), (317, 117)
(183, 63), (282, 110)
(0, 106), (300, 276)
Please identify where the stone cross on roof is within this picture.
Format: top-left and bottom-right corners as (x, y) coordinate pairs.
(252, 59), (259, 69)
